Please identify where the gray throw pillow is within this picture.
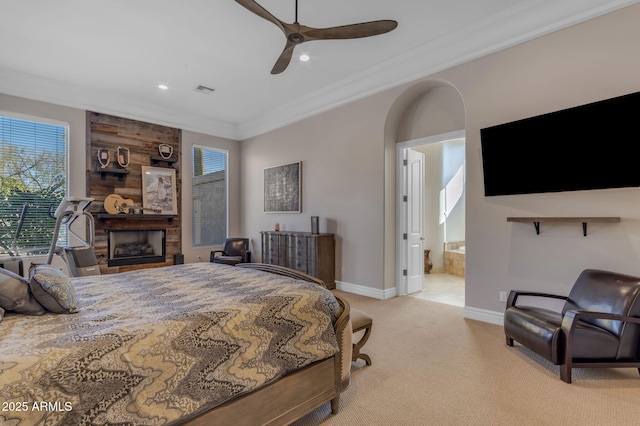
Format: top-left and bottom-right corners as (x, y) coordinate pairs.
(29, 264), (78, 314)
(0, 267), (46, 315)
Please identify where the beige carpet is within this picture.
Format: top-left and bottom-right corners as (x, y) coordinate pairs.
(293, 291), (640, 426)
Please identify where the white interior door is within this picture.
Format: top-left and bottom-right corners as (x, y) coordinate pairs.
(406, 149), (424, 294)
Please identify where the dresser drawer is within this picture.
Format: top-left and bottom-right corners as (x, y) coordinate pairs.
(288, 257), (308, 272)
(287, 235), (308, 250)
(267, 234), (282, 246)
(287, 246), (307, 259)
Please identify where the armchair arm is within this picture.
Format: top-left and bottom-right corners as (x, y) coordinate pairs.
(561, 310), (640, 332)
(210, 250), (224, 262)
(506, 290), (567, 309)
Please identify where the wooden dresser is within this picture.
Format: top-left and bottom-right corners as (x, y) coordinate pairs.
(261, 231), (335, 289)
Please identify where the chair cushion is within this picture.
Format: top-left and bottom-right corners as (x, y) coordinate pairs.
(505, 306), (564, 364)
(565, 269), (640, 359)
(565, 269), (640, 335)
(505, 305), (621, 364)
(212, 256), (243, 266)
(570, 321), (620, 361)
(351, 308), (372, 330)
(224, 239), (248, 257)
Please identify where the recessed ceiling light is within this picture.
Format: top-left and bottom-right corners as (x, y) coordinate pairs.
(158, 84), (168, 90)
(299, 54), (310, 62)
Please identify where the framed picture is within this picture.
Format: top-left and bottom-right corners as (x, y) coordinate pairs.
(264, 161), (301, 213)
(141, 166), (177, 214)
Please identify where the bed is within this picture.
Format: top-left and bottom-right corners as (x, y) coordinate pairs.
(0, 262), (352, 425)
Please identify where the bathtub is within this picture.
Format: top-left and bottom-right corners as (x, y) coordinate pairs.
(443, 241), (465, 277)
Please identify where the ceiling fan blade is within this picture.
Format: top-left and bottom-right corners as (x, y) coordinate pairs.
(235, 0), (286, 34)
(271, 42), (297, 75)
(303, 20), (398, 40)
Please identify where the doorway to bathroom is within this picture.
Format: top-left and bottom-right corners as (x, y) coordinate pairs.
(397, 130), (465, 306)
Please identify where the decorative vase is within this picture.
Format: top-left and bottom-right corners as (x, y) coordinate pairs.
(424, 249), (433, 274)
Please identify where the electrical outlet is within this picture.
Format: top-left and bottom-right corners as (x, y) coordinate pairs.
(499, 291), (508, 302)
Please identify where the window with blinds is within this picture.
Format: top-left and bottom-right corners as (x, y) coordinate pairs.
(0, 115), (68, 256)
(192, 146), (227, 246)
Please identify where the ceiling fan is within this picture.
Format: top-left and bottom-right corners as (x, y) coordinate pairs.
(235, 0), (398, 74)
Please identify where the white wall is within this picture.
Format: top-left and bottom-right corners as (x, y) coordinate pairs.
(434, 4), (640, 316)
(181, 130), (241, 264)
(241, 101), (389, 292)
(242, 4), (640, 313)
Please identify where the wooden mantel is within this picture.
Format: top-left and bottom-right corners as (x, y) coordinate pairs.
(507, 217), (621, 236)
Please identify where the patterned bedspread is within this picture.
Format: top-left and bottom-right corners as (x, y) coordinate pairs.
(0, 263), (340, 425)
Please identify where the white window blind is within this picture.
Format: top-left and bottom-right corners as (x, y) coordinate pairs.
(0, 115), (68, 255)
(192, 146), (227, 246)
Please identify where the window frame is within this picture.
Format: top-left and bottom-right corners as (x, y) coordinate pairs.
(0, 111), (70, 254)
(190, 144), (228, 247)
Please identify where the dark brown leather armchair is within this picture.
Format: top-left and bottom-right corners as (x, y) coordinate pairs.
(210, 238), (251, 266)
(504, 269), (640, 383)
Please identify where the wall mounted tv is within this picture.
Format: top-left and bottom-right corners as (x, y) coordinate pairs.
(480, 91), (639, 196)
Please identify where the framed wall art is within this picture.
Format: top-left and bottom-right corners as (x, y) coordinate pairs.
(141, 166), (177, 214)
(264, 161), (301, 213)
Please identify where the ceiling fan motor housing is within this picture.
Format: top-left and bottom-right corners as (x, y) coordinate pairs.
(288, 33), (304, 44)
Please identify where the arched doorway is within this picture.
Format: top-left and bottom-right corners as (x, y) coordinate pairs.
(383, 80), (466, 302)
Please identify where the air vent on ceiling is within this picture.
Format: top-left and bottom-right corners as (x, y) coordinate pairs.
(194, 85), (215, 94)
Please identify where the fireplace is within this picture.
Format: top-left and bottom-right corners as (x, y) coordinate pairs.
(107, 229), (166, 267)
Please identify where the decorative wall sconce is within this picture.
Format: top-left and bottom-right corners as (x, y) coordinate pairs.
(97, 148), (110, 168)
(158, 143), (173, 159)
(116, 146), (130, 168)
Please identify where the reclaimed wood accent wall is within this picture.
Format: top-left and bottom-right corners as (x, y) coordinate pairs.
(86, 112), (182, 273)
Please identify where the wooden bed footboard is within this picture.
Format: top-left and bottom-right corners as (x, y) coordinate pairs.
(181, 264), (352, 426)
(237, 262), (328, 288)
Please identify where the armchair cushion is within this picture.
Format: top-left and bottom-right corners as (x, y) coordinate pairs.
(504, 306), (564, 363)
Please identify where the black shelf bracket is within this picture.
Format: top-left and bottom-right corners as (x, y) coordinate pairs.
(507, 217), (620, 237)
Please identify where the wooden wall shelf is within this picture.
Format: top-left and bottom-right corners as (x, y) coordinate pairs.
(97, 213), (178, 223)
(95, 167), (130, 181)
(507, 217), (621, 236)
(150, 155), (178, 168)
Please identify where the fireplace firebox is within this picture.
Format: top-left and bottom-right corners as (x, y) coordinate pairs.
(107, 229), (166, 267)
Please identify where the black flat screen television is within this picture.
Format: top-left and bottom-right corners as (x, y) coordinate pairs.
(480, 91), (639, 196)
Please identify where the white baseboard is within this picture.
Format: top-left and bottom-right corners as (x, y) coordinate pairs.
(335, 281), (397, 300)
(463, 306), (504, 326)
(336, 280), (505, 327)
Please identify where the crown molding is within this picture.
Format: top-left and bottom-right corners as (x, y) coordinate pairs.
(237, 0), (638, 139)
(1, 0), (635, 142)
(0, 68), (241, 140)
